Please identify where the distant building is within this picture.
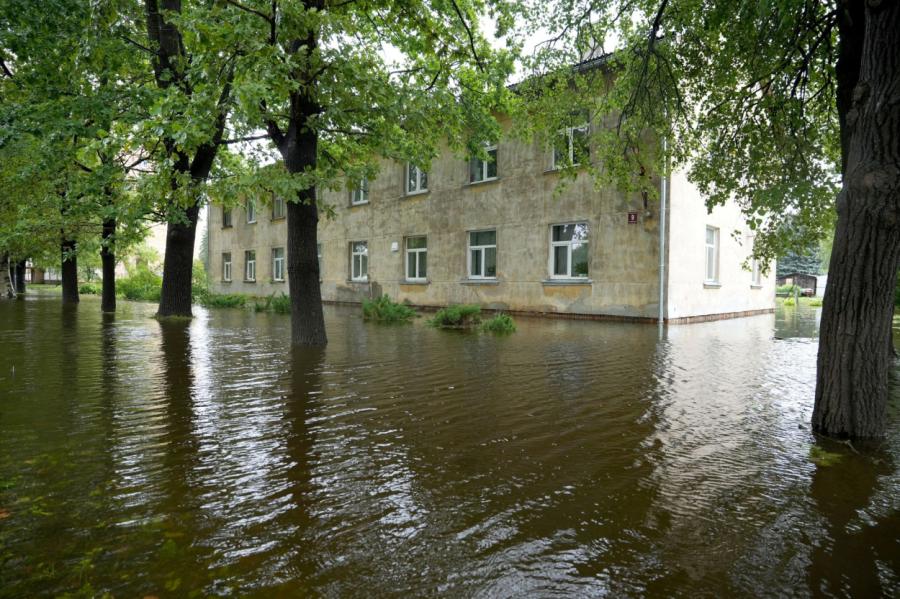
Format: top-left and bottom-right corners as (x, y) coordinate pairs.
(776, 272), (818, 295)
(208, 118), (775, 322)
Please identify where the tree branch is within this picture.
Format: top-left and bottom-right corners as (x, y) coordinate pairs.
(451, 0), (484, 72)
(222, 134), (271, 144)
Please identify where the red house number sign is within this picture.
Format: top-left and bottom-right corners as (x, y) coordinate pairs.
(627, 211), (638, 224)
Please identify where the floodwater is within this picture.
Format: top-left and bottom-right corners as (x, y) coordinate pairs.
(1, 297), (898, 598)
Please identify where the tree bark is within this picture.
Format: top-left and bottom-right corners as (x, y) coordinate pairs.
(101, 218), (116, 312)
(814, 1), (900, 439)
(157, 203), (200, 317)
(14, 260), (25, 295)
(61, 238), (79, 304)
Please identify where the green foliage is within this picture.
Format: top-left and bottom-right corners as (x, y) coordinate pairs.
(362, 295), (417, 323)
(783, 297), (796, 307)
(252, 293), (291, 314)
(201, 293), (247, 309)
(896, 272), (900, 308)
(777, 284), (799, 295)
(481, 313), (517, 334)
(428, 304), (482, 329)
(191, 260), (209, 304)
(78, 282), (102, 295)
(777, 248), (821, 277)
(117, 264), (162, 302)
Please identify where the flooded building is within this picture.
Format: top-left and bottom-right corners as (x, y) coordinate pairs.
(208, 119), (775, 322)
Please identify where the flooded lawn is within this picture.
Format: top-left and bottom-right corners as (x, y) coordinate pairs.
(1, 297), (898, 597)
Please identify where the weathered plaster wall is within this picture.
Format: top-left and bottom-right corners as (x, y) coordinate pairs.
(665, 170), (776, 319)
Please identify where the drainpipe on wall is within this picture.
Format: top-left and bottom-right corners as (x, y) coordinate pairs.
(658, 135), (668, 325)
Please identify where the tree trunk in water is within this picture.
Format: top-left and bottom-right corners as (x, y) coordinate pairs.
(157, 203), (200, 317)
(814, 2), (900, 439)
(61, 239), (79, 304)
(286, 197), (327, 346)
(14, 260), (25, 295)
(101, 218), (116, 313)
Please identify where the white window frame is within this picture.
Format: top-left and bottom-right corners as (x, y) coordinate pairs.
(552, 123), (589, 170)
(272, 196), (286, 219)
(222, 252), (232, 282)
(246, 199), (257, 224)
(549, 222), (590, 279)
(272, 247), (285, 282)
(405, 236), (427, 282)
(406, 163), (428, 195)
(468, 229), (497, 279)
(351, 177), (369, 205)
(350, 241), (368, 282)
(469, 144), (498, 183)
(244, 250), (256, 282)
(751, 257), (761, 286)
(705, 226), (720, 283)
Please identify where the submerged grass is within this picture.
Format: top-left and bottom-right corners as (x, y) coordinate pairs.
(202, 293), (247, 309)
(428, 304), (482, 329)
(481, 313), (517, 334)
(252, 293), (291, 314)
(362, 295), (417, 323)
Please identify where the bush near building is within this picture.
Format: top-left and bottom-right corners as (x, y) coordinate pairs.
(362, 295), (417, 323)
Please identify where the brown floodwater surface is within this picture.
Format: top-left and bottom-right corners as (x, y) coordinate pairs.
(0, 296), (898, 597)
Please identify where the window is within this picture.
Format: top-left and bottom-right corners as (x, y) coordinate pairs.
(405, 236), (427, 281)
(550, 223), (589, 278)
(222, 207), (233, 228)
(351, 177), (369, 205)
(552, 123), (590, 169)
(272, 196), (286, 219)
(272, 247), (285, 282)
(244, 250), (256, 282)
(246, 199), (257, 224)
(222, 252), (232, 281)
(468, 230), (497, 278)
(705, 226), (720, 283)
(469, 144), (498, 183)
(406, 164), (428, 194)
(317, 243), (323, 279)
(751, 257), (761, 286)
(350, 241), (368, 281)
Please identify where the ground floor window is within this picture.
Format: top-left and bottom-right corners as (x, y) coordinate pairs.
(245, 250), (256, 282)
(317, 243), (323, 278)
(469, 230), (496, 278)
(406, 236), (427, 281)
(272, 247), (285, 282)
(350, 241), (368, 281)
(705, 226), (720, 283)
(222, 252), (232, 282)
(751, 257), (761, 286)
(550, 223), (589, 278)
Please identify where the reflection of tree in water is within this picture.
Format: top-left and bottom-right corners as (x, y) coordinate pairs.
(807, 442), (899, 597)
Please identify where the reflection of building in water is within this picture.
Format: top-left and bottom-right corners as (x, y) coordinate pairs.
(208, 91), (775, 323)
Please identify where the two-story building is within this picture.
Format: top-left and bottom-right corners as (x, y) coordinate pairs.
(208, 117), (775, 323)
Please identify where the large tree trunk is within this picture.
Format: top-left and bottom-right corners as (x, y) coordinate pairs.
(101, 218), (116, 313)
(61, 238), (79, 304)
(814, 2), (900, 439)
(14, 260), (25, 295)
(157, 203), (200, 317)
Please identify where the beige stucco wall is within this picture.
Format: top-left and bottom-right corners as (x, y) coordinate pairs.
(211, 121), (665, 318)
(665, 170), (776, 319)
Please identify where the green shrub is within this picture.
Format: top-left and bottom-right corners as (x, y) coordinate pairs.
(808, 298), (823, 307)
(117, 264), (162, 302)
(481, 313), (517, 334)
(783, 297), (796, 306)
(428, 304), (482, 328)
(269, 293), (291, 314)
(362, 294), (417, 323)
(79, 281), (102, 295)
(191, 259), (209, 303)
(202, 293), (247, 309)
(777, 284), (799, 295)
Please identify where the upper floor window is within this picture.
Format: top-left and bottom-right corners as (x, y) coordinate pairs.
(244, 250), (256, 282)
(222, 207), (233, 228)
(406, 164), (428, 195)
(272, 196), (286, 219)
(246, 199), (257, 224)
(272, 247), (285, 282)
(705, 226), (720, 283)
(552, 123), (589, 169)
(469, 144), (498, 183)
(406, 236), (427, 282)
(222, 252), (232, 282)
(351, 177), (369, 205)
(468, 230), (496, 278)
(350, 241), (368, 281)
(550, 223), (589, 278)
